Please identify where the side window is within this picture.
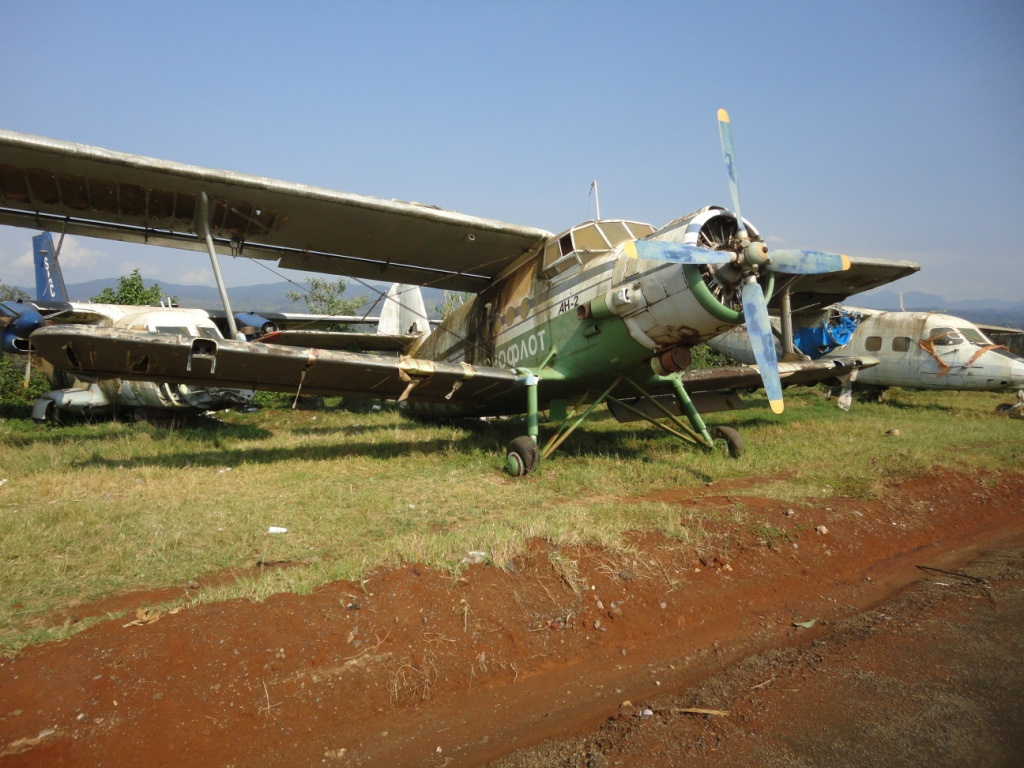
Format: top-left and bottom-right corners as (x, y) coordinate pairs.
(892, 337), (910, 352)
(152, 325), (191, 335)
(865, 336), (882, 352)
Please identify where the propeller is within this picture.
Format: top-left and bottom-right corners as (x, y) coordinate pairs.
(625, 109), (851, 414)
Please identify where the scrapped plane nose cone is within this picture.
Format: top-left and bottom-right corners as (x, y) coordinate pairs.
(1009, 357), (1024, 388)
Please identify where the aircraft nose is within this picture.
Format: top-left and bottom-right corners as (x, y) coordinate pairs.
(1009, 356), (1024, 388)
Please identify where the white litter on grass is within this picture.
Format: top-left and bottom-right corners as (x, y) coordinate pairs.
(268, 526), (287, 534)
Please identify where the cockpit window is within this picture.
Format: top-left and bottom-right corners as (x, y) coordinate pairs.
(196, 326), (222, 340)
(542, 220), (657, 280)
(571, 223), (611, 252)
(929, 327), (963, 346)
(957, 327), (991, 345)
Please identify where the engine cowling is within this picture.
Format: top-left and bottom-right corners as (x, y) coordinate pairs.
(602, 206), (773, 351)
(0, 304), (46, 353)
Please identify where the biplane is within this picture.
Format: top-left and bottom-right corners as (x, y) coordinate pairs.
(0, 111), (916, 472)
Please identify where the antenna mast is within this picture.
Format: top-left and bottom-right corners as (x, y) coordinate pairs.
(589, 180), (601, 221)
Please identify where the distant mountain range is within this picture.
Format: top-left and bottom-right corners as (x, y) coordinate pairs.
(16, 279), (1024, 331)
(854, 290), (1024, 329)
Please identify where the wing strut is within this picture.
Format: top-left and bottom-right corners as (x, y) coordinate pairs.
(779, 285), (796, 360)
(198, 192), (240, 340)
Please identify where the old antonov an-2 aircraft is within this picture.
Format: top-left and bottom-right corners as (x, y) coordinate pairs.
(0, 111), (915, 473)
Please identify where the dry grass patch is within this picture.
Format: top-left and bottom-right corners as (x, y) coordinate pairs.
(1, 387), (1021, 653)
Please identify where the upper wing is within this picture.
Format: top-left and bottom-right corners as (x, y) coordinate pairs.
(0, 130), (551, 291)
(773, 256), (920, 313)
(28, 324), (519, 405)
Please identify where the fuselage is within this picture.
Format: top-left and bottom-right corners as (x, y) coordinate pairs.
(711, 307), (1024, 392)
(33, 305), (253, 420)
(412, 209), (769, 415)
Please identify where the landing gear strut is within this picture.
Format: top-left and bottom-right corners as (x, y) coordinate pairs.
(506, 371), (542, 477)
(504, 369), (743, 475)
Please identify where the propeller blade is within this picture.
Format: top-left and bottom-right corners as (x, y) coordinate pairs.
(769, 249), (850, 275)
(717, 108), (747, 241)
(741, 277), (784, 414)
(625, 240), (733, 265)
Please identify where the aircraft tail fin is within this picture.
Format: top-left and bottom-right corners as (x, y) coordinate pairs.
(378, 284), (429, 337)
(33, 233), (69, 302)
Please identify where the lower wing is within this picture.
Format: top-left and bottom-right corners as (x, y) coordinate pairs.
(29, 325), (517, 405)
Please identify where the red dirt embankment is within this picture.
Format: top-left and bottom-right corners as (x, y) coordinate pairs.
(1, 470), (1022, 767)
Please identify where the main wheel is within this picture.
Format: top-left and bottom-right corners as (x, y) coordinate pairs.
(506, 436), (540, 476)
(710, 426), (744, 458)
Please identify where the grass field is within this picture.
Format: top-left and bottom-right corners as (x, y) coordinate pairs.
(1, 386), (1021, 653)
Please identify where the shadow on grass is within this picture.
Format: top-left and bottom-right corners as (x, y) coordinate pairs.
(876, 398), (957, 412)
(2, 414), (273, 448)
(68, 416), (712, 472)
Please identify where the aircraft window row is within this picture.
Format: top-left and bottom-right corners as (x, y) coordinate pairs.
(866, 332), (971, 353)
(496, 296), (535, 331)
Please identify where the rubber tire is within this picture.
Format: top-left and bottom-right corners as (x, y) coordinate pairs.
(506, 436), (540, 476)
(710, 426), (744, 459)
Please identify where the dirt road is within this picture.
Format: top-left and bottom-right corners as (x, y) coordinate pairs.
(489, 541), (1024, 767)
(1, 469), (1022, 767)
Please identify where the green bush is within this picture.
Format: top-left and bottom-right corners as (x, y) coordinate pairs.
(0, 353), (51, 412)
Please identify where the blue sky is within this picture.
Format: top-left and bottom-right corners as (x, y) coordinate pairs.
(1, 0), (1021, 301)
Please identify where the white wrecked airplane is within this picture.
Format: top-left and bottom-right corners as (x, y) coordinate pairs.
(710, 305), (1024, 406)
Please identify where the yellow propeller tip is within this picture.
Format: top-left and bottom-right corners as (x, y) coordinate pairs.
(717, 108), (730, 123)
(769, 400), (785, 414)
(624, 240), (637, 259)
(840, 254), (851, 270)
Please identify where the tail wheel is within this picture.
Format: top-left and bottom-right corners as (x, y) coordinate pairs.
(506, 436), (540, 476)
(710, 426), (744, 458)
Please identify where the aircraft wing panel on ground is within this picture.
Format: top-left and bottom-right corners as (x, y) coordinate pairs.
(0, 130), (551, 291)
(775, 256), (920, 312)
(28, 325), (518, 404)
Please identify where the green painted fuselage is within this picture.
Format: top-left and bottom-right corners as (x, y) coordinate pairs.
(410, 221), (744, 417)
